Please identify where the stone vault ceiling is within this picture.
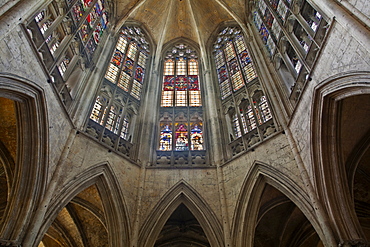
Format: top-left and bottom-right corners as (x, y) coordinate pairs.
(114, 0), (248, 47)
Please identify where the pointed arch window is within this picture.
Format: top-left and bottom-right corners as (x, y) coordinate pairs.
(253, 0), (328, 102)
(213, 26), (276, 158)
(158, 44), (204, 154)
(87, 25), (150, 157)
(25, 0), (111, 109)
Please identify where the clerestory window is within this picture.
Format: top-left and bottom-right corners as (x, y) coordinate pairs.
(158, 44), (204, 152)
(253, 0), (328, 102)
(213, 26), (275, 157)
(87, 25), (150, 157)
(25, 0), (110, 108)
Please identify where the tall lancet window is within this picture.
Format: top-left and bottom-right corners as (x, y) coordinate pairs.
(25, 0), (110, 109)
(86, 25), (150, 158)
(213, 26), (275, 158)
(157, 43), (205, 166)
(253, 0), (328, 102)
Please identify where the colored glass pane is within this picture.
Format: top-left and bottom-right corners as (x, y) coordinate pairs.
(175, 91), (187, 106)
(238, 51), (252, 67)
(111, 49), (124, 67)
(118, 72), (130, 91)
(163, 76), (175, 91)
(159, 124), (172, 151)
(175, 124), (188, 151)
(260, 24), (269, 44)
(164, 59), (175, 75)
(105, 64), (119, 83)
(218, 65), (228, 82)
(269, 0), (279, 10)
(72, 1), (85, 23)
(220, 80), (232, 99)
(123, 58), (134, 76)
(130, 80), (142, 100)
(135, 66), (145, 83)
(231, 71), (244, 91)
(176, 57), (186, 75)
(228, 58), (239, 75)
(189, 91), (201, 107)
(188, 59), (198, 75)
(188, 76), (199, 90)
(191, 124), (203, 150)
(264, 9), (274, 29)
(161, 91), (174, 107)
(175, 76), (188, 91)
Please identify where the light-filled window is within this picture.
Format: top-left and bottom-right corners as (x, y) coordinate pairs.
(159, 44), (203, 151)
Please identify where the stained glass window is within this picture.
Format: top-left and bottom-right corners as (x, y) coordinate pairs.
(213, 27), (257, 98)
(233, 113), (242, 138)
(160, 44), (201, 107)
(159, 43), (204, 151)
(190, 123), (203, 150)
(88, 25), (150, 145)
(104, 26), (150, 101)
(159, 124), (172, 151)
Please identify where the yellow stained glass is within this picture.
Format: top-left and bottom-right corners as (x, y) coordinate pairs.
(118, 72), (130, 91)
(175, 91), (187, 106)
(188, 59), (198, 75)
(189, 91), (201, 107)
(105, 64), (119, 83)
(176, 57), (186, 75)
(231, 71), (244, 91)
(164, 59), (175, 75)
(161, 91), (173, 107)
(130, 80), (142, 100)
(127, 43), (138, 60)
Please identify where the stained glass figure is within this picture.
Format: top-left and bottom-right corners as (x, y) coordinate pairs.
(175, 124), (188, 151)
(159, 124), (172, 151)
(190, 123), (203, 150)
(214, 27), (257, 95)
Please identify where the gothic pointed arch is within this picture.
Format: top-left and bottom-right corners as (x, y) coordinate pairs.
(36, 162), (130, 247)
(0, 73), (48, 245)
(311, 71), (370, 245)
(156, 38), (207, 166)
(138, 180), (224, 247)
(232, 161), (324, 246)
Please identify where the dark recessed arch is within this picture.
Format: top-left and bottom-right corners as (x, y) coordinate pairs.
(138, 180), (224, 247)
(36, 162), (131, 247)
(0, 73), (48, 244)
(232, 161), (324, 246)
(311, 71), (370, 245)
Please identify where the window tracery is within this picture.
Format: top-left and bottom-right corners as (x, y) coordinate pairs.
(86, 25), (150, 158)
(253, 0), (328, 102)
(25, 0), (110, 109)
(213, 26), (276, 158)
(157, 43), (206, 166)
